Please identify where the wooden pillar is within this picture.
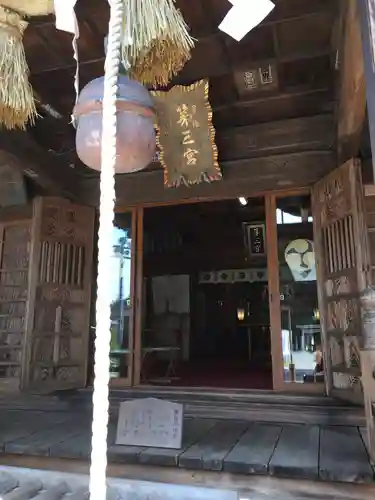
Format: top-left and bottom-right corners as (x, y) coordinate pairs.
(358, 0), (375, 180)
(337, 0), (366, 163)
(265, 194), (284, 391)
(133, 208), (144, 386)
(359, 288), (375, 462)
(362, 188), (375, 462)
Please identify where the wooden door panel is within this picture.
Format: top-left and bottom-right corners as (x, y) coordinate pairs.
(312, 159), (368, 403)
(22, 197), (95, 392)
(0, 221), (31, 390)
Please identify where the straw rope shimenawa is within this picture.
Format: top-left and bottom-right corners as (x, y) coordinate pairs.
(0, 0), (54, 16)
(0, 5), (38, 129)
(0, 0), (54, 129)
(121, 0), (195, 87)
(0, 1), (54, 130)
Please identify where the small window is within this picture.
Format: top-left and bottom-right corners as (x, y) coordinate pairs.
(276, 209), (313, 225)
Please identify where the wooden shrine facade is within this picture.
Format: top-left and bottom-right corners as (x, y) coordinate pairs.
(1, 0), (375, 467)
(0, 161), (374, 458)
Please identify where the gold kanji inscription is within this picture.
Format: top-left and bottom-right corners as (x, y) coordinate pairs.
(184, 148), (199, 165)
(177, 104), (199, 128)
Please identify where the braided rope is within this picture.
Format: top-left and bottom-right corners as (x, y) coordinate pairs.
(89, 1), (123, 499)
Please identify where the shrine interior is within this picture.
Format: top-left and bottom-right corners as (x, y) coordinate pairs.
(105, 196), (321, 390)
(141, 199), (271, 389)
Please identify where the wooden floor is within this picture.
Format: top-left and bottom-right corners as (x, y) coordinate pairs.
(0, 408), (373, 484)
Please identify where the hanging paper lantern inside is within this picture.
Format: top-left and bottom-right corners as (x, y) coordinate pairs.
(74, 76), (156, 173)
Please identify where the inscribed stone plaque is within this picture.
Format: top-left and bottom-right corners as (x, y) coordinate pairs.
(116, 398), (183, 449)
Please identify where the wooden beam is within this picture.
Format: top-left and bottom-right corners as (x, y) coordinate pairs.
(81, 151), (335, 208)
(32, 0), (335, 30)
(173, 48), (333, 86)
(213, 87), (332, 112)
(34, 90), (334, 157)
(218, 114), (334, 160)
(358, 0), (375, 181)
(29, 113), (334, 185)
(0, 205), (32, 222)
(30, 33), (332, 80)
(337, 0), (366, 163)
(214, 89), (334, 128)
(0, 130), (86, 202)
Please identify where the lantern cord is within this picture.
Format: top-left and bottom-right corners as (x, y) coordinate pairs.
(89, 0), (123, 499)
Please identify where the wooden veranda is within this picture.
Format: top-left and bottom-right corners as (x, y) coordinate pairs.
(0, 1), (375, 495)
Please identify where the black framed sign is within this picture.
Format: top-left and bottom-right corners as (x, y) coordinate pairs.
(244, 223), (266, 257)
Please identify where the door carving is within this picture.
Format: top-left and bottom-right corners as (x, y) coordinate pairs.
(312, 159), (369, 404)
(22, 197), (95, 392)
(0, 221), (31, 390)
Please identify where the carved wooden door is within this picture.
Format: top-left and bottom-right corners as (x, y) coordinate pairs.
(22, 197), (95, 392)
(0, 220), (31, 391)
(312, 159), (369, 403)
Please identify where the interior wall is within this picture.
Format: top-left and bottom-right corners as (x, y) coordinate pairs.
(142, 199), (268, 366)
(143, 199), (267, 276)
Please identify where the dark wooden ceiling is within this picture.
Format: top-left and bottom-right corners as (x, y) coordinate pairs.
(20, 0), (337, 178)
(0, 0), (342, 208)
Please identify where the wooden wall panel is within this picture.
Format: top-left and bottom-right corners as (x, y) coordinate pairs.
(22, 197), (95, 392)
(0, 220), (31, 391)
(95, 151), (335, 210)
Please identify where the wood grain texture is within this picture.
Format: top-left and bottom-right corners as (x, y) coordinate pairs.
(223, 423), (282, 475)
(22, 197), (95, 393)
(179, 420), (247, 471)
(91, 151), (336, 209)
(0, 411), (65, 450)
(4, 417), (81, 456)
(0, 409), (372, 484)
(320, 426), (374, 483)
(337, 0), (366, 162)
(269, 425), (320, 480)
(358, 0), (375, 180)
(139, 418), (216, 467)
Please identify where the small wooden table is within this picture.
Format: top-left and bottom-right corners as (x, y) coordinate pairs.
(141, 346), (181, 383)
(110, 347), (181, 382)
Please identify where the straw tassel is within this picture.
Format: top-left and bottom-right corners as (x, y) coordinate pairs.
(0, 6), (37, 129)
(0, 0), (54, 16)
(122, 0), (195, 87)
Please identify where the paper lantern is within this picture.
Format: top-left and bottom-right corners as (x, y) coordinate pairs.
(73, 75), (156, 173)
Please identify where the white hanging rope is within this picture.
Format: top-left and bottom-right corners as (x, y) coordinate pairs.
(53, 1), (80, 124)
(89, 1), (124, 499)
